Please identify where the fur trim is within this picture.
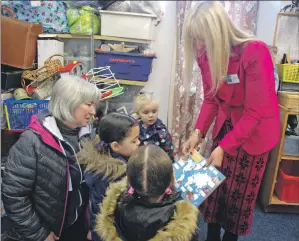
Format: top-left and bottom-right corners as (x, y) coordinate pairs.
(78, 137), (126, 181)
(96, 179), (199, 241)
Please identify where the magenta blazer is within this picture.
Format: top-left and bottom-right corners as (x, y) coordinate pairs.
(195, 41), (280, 156)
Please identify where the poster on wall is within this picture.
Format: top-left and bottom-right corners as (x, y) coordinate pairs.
(274, 13), (299, 64)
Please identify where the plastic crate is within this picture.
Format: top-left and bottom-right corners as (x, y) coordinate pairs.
(283, 135), (299, 156)
(275, 161), (299, 203)
(95, 51), (156, 81)
(4, 100), (49, 131)
(276, 64), (299, 83)
(99, 10), (156, 40)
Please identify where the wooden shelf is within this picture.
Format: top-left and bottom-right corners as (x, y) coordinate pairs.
(44, 34), (151, 44)
(271, 194), (299, 206)
(281, 154), (299, 161)
(118, 79), (147, 86)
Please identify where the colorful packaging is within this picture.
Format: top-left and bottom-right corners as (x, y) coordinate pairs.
(67, 6), (100, 35)
(1, 1), (69, 33)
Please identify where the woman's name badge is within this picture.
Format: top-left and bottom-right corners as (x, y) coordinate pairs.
(226, 74), (240, 84)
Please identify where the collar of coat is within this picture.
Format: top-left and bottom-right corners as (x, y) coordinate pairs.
(95, 179), (200, 241)
(78, 137), (126, 181)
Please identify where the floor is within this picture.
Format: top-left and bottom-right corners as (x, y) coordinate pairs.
(198, 202), (299, 241)
(2, 203), (299, 240)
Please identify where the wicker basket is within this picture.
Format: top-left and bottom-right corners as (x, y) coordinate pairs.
(276, 64), (299, 83)
(278, 91), (299, 111)
(21, 54), (67, 86)
(29, 73), (61, 100)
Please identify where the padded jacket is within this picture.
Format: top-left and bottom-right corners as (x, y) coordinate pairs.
(78, 139), (127, 241)
(96, 179), (201, 241)
(1, 111), (94, 241)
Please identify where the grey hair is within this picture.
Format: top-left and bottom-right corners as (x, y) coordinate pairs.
(48, 75), (101, 122)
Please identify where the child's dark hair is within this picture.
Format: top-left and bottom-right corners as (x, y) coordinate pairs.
(127, 144), (173, 199)
(97, 112), (137, 153)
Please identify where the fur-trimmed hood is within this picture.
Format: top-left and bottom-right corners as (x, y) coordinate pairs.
(96, 179), (200, 241)
(78, 137), (126, 181)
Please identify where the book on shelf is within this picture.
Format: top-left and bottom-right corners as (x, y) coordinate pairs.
(173, 150), (226, 206)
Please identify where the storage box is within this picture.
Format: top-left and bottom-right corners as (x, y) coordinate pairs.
(283, 135), (299, 156)
(276, 64), (299, 83)
(99, 10), (156, 40)
(275, 161), (299, 203)
(4, 100), (49, 131)
(1, 65), (26, 90)
(38, 35), (64, 69)
(95, 51), (156, 81)
(278, 91), (299, 111)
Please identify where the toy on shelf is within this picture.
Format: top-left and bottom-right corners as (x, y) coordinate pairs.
(108, 42), (137, 53)
(82, 67), (124, 99)
(59, 61), (85, 77)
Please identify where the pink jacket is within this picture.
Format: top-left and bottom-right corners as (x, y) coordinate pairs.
(195, 41), (280, 156)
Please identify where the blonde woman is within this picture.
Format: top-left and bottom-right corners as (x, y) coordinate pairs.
(182, 2), (280, 241)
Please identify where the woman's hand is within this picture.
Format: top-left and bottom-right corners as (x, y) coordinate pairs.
(44, 232), (59, 241)
(182, 131), (202, 155)
(205, 146), (224, 168)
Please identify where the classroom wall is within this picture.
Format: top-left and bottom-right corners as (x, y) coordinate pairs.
(142, 1), (176, 124)
(256, 1), (292, 45)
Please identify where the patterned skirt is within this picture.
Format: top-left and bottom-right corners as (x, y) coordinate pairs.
(200, 119), (269, 236)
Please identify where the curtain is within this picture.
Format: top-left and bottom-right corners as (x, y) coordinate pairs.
(170, 1), (259, 158)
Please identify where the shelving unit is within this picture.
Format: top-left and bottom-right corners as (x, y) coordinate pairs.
(48, 33), (151, 44)
(260, 105), (299, 213)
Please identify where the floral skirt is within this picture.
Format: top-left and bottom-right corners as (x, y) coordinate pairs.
(200, 120), (269, 236)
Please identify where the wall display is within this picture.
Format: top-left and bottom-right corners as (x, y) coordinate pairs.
(273, 13), (299, 63)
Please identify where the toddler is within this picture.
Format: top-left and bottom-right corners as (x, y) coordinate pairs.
(133, 92), (175, 162)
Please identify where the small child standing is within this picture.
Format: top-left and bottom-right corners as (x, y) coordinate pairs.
(79, 113), (140, 241)
(133, 92), (175, 162)
(96, 145), (200, 241)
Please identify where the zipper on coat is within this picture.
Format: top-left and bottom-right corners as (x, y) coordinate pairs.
(61, 141), (83, 227)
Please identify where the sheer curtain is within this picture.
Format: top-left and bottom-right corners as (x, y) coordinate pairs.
(168, 1), (259, 158)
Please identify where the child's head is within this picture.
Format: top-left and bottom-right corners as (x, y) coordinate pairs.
(127, 144), (174, 201)
(134, 92), (159, 126)
(98, 112), (140, 157)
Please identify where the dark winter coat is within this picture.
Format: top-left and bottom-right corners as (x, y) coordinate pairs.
(95, 179), (201, 241)
(1, 111), (94, 241)
(78, 140), (127, 241)
(138, 118), (175, 162)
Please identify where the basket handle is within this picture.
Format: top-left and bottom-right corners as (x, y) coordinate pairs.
(45, 54), (68, 66)
(1, 6), (15, 18)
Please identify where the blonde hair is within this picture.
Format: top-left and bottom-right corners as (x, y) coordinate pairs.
(183, 1), (258, 90)
(132, 92), (158, 118)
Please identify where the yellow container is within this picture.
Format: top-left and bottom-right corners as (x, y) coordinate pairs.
(276, 64), (299, 83)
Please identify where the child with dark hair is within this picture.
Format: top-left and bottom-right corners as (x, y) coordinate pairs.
(78, 112), (140, 241)
(96, 145), (200, 241)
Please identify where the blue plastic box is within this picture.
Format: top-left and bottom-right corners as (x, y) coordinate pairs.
(95, 51), (156, 81)
(4, 99), (49, 131)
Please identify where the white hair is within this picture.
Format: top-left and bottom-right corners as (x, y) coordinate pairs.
(48, 75), (101, 122)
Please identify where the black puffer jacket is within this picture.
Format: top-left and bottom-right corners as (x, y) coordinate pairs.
(1, 111), (94, 241)
(96, 179), (201, 241)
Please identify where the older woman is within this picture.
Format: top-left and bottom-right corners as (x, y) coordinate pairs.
(182, 2), (280, 241)
(2, 76), (101, 241)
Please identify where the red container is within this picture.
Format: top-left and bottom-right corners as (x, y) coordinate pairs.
(275, 161), (299, 203)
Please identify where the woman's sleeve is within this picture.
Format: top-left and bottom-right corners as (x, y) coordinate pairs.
(195, 77), (219, 136)
(1, 135), (50, 241)
(219, 42), (276, 156)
